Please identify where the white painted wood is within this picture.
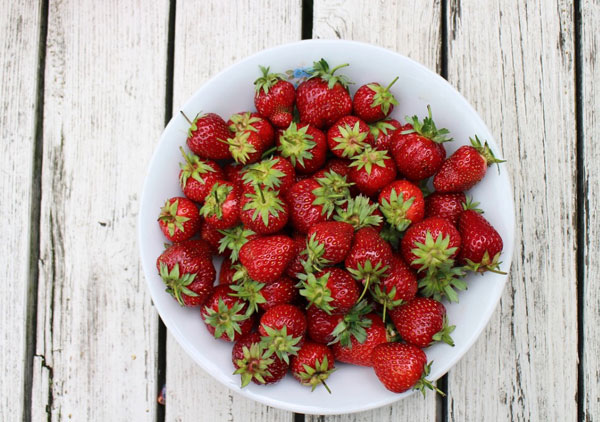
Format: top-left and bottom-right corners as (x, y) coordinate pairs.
(445, 0), (578, 420)
(166, 1), (301, 420)
(31, 0), (169, 420)
(582, 0), (600, 420)
(0, 2), (43, 420)
(309, 1), (441, 420)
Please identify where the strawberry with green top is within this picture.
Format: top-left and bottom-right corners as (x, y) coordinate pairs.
(227, 111), (274, 148)
(223, 161), (246, 188)
(302, 221), (355, 271)
(232, 332), (289, 387)
(291, 342), (335, 393)
(240, 187), (289, 234)
(182, 111), (233, 160)
(378, 180), (425, 232)
(418, 265), (467, 303)
(353, 77), (400, 123)
(307, 299), (373, 346)
(199, 181), (241, 230)
(178, 147), (225, 203)
(349, 146), (397, 197)
(199, 219), (224, 253)
(284, 179), (330, 234)
(458, 209), (505, 273)
(277, 122), (327, 174)
(216, 224), (257, 262)
(390, 297), (455, 348)
(254, 66), (296, 128)
(332, 312), (389, 367)
(334, 194), (384, 232)
(371, 255), (418, 320)
(371, 119), (403, 151)
(259, 303), (307, 364)
(327, 115), (374, 158)
(241, 156), (295, 194)
(298, 268), (359, 315)
(239, 235), (295, 283)
(225, 130), (266, 165)
(158, 197), (201, 242)
(425, 192), (467, 226)
(202, 285), (254, 341)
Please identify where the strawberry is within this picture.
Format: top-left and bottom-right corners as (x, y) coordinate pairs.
(156, 240), (216, 306)
(371, 343), (442, 395)
(425, 192), (467, 226)
(352, 77), (399, 123)
(433, 136), (505, 192)
(181, 238), (213, 260)
(277, 122), (327, 174)
(326, 115), (374, 158)
(201, 285), (254, 341)
(312, 157), (352, 180)
(223, 161), (246, 188)
(290, 342), (335, 392)
(458, 209), (504, 273)
(225, 130), (266, 165)
(285, 233), (308, 279)
(182, 111), (233, 160)
(332, 313), (388, 367)
(199, 219), (224, 254)
(158, 197), (201, 242)
(239, 235), (295, 283)
(240, 187), (289, 234)
(306, 306), (344, 344)
(311, 170), (354, 218)
(298, 268), (359, 314)
(349, 146), (397, 197)
(390, 297), (455, 348)
(302, 221), (354, 270)
(241, 156), (296, 194)
(259, 304), (307, 363)
(307, 299), (373, 346)
(371, 119), (403, 151)
(232, 332), (288, 387)
(227, 111), (275, 149)
(378, 180), (425, 232)
(178, 147), (225, 203)
(284, 179), (329, 234)
(199, 181), (241, 230)
(216, 224), (257, 262)
(371, 255), (418, 320)
(259, 276), (298, 311)
(219, 257), (236, 285)
(296, 58), (352, 128)
(254, 66), (296, 128)
(334, 195), (384, 232)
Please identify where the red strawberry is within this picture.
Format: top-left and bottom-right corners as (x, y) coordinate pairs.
(259, 304), (307, 363)
(311, 170), (355, 218)
(239, 235), (295, 283)
(232, 332), (288, 387)
(223, 161), (246, 188)
(425, 192), (467, 226)
(290, 342), (335, 392)
(178, 147), (225, 203)
(371, 343), (442, 395)
(227, 111), (275, 148)
(219, 257), (236, 285)
(371, 119), (403, 151)
(225, 130), (265, 165)
(277, 122), (327, 174)
(254, 66), (296, 128)
(390, 297), (455, 348)
(327, 115), (374, 158)
(312, 157), (352, 180)
(303, 221), (355, 270)
(378, 180), (425, 232)
(332, 313), (388, 366)
(240, 187), (289, 234)
(433, 136), (505, 192)
(334, 195), (384, 232)
(284, 179), (329, 234)
(458, 209), (504, 273)
(352, 77), (399, 123)
(296, 59), (352, 128)
(241, 156), (296, 194)
(158, 197), (201, 242)
(199, 181), (241, 230)
(181, 238), (213, 260)
(215, 224), (257, 262)
(299, 268), (359, 314)
(285, 233), (308, 279)
(306, 306), (343, 344)
(371, 255), (418, 319)
(259, 276), (298, 311)
(349, 146), (397, 197)
(182, 112), (233, 160)
(307, 299), (373, 346)
(199, 219), (224, 253)
(201, 285), (254, 341)
(156, 240), (216, 306)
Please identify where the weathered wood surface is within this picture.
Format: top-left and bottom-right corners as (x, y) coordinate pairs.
(31, 0), (169, 420)
(308, 0), (441, 419)
(0, 2), (43, 420)
(165, 1), (301, 421)
(445, 0), (578, 420)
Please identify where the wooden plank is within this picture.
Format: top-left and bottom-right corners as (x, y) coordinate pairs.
(165, 1), (301, 420)
(581, 0), (600, 419)
(31, 0), (169, 420)
(445, 0), (578, 420)
(308, 1), (441, 420)
(0, 2), (43, 420)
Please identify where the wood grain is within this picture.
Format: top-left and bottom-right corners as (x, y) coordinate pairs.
(31, 0), (169, 419)
(581, 0), (600, 420)
(166, 1), (301, 420)
(445, 0), (578, 420)
(0, 1), (43, 420)
(309, 0), (441, 419)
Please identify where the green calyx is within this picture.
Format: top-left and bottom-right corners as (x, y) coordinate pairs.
(371, 284), (405, 322)
(202, 298), (249, 341)
(328, 300), (373, 348)
(334, 195), (383, 230)
(462, 196), (482, 213)
(158, 199), (190, 237)
(180, 110), (206, 137)
(379, 223), (402, 250)
(308, 58), (352, 89)
(178, 147), (216, 188)
(348, 260), (390, 302)
(349, 145), (390, 175)
(470, 135), (506, 172)
(217, 224), (255, 262)
(233, 343), (275, 387)
(298, 271), (335, 314)
(332, 121), (369, 157)
(260, 325), (301, 365)
(418, 264), (467, 303)
(403, 105), (453, 143)
(297, 355), (335, 393)
(229, 279), (266, 315)
(410, 231), (458, 273)
(431, 315), (456, 347)
(413, 361), (446, 397)
(228, 111), (261, 134)
(242, 157), (286, 190)
(225, 131), (257, 164)
(312, 170), (354, 218)
(367, 76), (399, 115)
(243, 188), (285, 226)
(369, 120), (398, 139)
(159, 262), (198, 306)
(254, 65), (285, 95)
(464, 251), (506, 274)
(199, 182), (233, 220)
(300, 233), (331, 273)
(379, 189), (416, 232)
(277, 122), (316, 167)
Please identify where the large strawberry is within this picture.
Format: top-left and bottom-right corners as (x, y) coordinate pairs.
(349, 146), (397, 197)
(182, 111), (233, 160)
(239, 235), (295, 283)
(298, 268), (359, 314)
(156, 240), (216, 306)
(352, 77), (399, 123)
(178, 147), (225, 203)
(232, 332), (288, 387)
(296, 58), (352, 128)
(158, 197), (201, 242)
(302, 221), (355, 270)
(334, 195), (384, 232)
(227, 111), (274, 148)
(277, 122), (327, 174)
(433, 136), (505, 192)
(254, 66), (296, 128)
(201, 285), (254, 341)
(327, 115), (374, 158)
(332, 312), (388, 367)
(259, 304), (307, 364)
(290, 342), (335, 393)
(458, 209), (504, 273)
(240, 187), (289, 234)
(425, 192), (467, 226)
(378, 180), (425, 232)
(371, 119), (403, 151)
(199, 181), (241, 230)
(391, 297), (455, 348)
(241, 156), (295, 194)
(371, 255), (418, 320)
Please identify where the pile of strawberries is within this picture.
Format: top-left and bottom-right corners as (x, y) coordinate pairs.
(155, 59), (505, 395)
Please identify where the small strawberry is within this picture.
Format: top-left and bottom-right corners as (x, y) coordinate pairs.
(232, 332), (288, 387)
(285, 179), (329, 234)
(201, 285), (254, 341)
(298, 268), (359, 314)
(332, 313), (388, 367)
(307, 299), (373, 346)
(306, 306), (344, 344)
(227, 111), (275, 149)
(458, 209), (505, 273)
(371, 343), (443, 395)
(371, 255), (418, 320)
(353, 77), (399, 123)
(254, 66), (296, 128)
(371, 119), (403, 151)
(199, 181), (241, 230)
(378, 180), (425, 232)
(259, 304), (307, 363)
(433, 136), (505, 192)
(277, 122), (327, 174)
(259, 276), (298, 311)
(326, 115), (374, 158)
(312, 157), (352, 180)
(290, 342), (335, 393)
(239, 235), (295, 283)
(219, 258), (236, 285)
(216, 224), (257, 262)
(241, 156), (296, 194)
(390, 297), (455, 348)
(199, 219), (224, 253)
(425, 192), (467, 226)
(334, 195), (384, 232)
(296, 58), (352, 128)
(240, 187), (289, 234)
(178, 147), (225, 203)
(223, 161), (246, 188)
(158, 197), (201, 242)
(302, 221), (354, 270)
(349, 146), (397, 197)
(285, 233), (308, 279)
(182, 111), (233, 160)
(225, 130), (265, 165)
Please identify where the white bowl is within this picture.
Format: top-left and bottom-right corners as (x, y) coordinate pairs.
(138, 39), (515, 415)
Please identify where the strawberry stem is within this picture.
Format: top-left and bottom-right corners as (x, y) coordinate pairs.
(331, 63), (350, 74)
(321, 380), (332, 394)
(180, 110), (193, 125)
(385, 76), (399, 91)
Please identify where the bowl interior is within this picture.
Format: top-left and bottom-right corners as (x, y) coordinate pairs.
(138, 39), (515, 415)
